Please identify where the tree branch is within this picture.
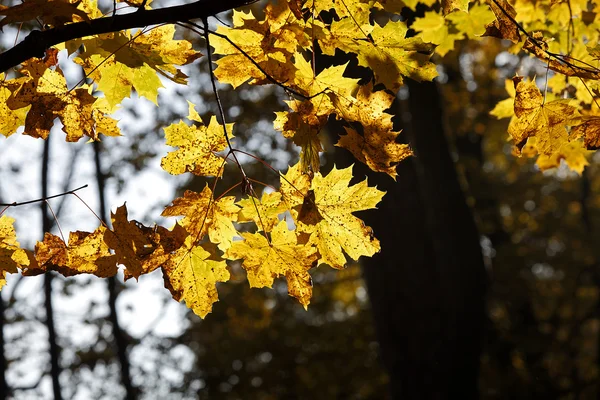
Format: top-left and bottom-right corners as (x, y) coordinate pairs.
(0, 0), (256, 72)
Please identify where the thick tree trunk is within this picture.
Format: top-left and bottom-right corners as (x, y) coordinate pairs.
(340, 80), (487, 399)
(93, 142), (137, 400)
(41, 138), (63, 400)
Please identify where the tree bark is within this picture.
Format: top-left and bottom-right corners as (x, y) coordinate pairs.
(0, 292), (6, 400)
(93, 142), (137, 400)
(41, 138), (63, 400)
(340, 80), (487, 399)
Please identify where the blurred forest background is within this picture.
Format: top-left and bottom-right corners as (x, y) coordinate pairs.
(1, 1), (600, 399)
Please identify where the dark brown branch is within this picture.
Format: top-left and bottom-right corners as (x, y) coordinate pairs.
(0, 185), (88, 207)
(0, 0), (257, 72)
(489, 0), (600, 79)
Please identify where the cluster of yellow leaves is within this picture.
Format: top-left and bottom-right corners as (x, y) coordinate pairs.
(4, 0), (600, 318)
(0, 0), (200, 139)
(1, 161), (383, 317)
(1, 50), (119, 141)
(0, 0), (89, 29)
(491, 77), (594, 174)
(211, 0), (438, 176)
(485, 0), (600, 175)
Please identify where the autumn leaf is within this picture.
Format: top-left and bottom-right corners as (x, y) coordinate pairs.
(237, 191), (287, 232)
(74, 26), (200, 109)
(162, 237), (229, 318)
(412, 11), (462, 57)
(571, 115), (600, 150)
(161, 116), (232, 177)
(280, 163), (385, 269)
(274, 101), (326, 173)
(507, 78), (590, 173)
(0, 0), (89, 29)
(274, 58), (361, 172)
(334, 83), (412, 178)
(34, 227), (117, 278)
(533, 137), (591, 174)
(161, 186), (240, 251)
(105, 204), (186, 280)
(0, 76), (29, 137)
(279, 162), (312, 210)
(484, 0), (521, 42)
(318, 19), (437, 91)
(446, 5), (496, 39)
(0, 216), (36, 288)
(490, 79), (517, 119)
(210, 3), (307, 88)
(508, 78), (578, 155)
(336, 126), (412, 179)
(225, 220), (318, 308)
(442, 0), (469, 15)
(6, 56), (119, 141)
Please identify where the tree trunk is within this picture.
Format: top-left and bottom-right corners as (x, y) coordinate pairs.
(339, 80), (487, 399)
(0, 292), (6, 400)
(93, 142), (137, 400)
(41, 138), (63, 400)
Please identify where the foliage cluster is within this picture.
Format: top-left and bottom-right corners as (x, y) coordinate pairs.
(1, 0), (599, 317)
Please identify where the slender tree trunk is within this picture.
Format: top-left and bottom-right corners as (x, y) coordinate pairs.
(93, 142), (137, 400)
(41, 138), (63, 400)
(0, 292), (7, 400)
(0, 188), (8, 400)
(337, 80), (487, 399)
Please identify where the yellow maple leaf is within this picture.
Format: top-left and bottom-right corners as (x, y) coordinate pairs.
(237, 191), (287, 232)
(211, 3), (306, 88)
(162, 237), (229, 318)
(344, 20), (438, 91)
(0, 0), (89, 29)
(161, 186), (240, 251)
(508, 78), (578, 155)
(34, 227), (117, 278)
(303, 0), (334, 14)
(274, 102), (326, 173)
(442, 0), (469, 15)
(274, 58), (361, 172)
(485, 0), (521, 42)
(534, 137), (591, 174)
(104, 204), (187, 280)
(0, 216), (36, 288)
(161, 116), (232, 177)
(74, 26), (200, 109)
(336, 126), (412, 179)
(0, 77), (29, 137)
(446, 5), (496, 39)
(332, 0), (372, 26)
(279, 162), (312, 210)
(293, 57), (358, 101)
(571, 115), (600, 150)
(333, 83), (412, 178)
(490, 79), (517, 119)
(6, 55), (119, 141)
(313, 18), (374, 57)
(412, 11), (462, 57)
(280, 163), (384, 269)
(225, 220), (318, 308)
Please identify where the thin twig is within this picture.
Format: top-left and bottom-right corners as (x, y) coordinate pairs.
(0, 185), (88, 207)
